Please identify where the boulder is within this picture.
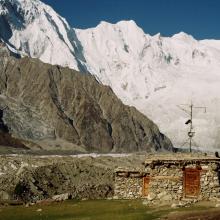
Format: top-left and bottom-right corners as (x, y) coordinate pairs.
(52, 193), (69, 201)
(0, 190), (10, 200)
(147, 192), (156, 201)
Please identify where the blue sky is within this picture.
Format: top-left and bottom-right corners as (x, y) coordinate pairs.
(41, 0), (220, 40)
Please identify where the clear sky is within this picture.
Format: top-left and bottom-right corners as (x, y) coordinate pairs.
(41, 0), (220, 40)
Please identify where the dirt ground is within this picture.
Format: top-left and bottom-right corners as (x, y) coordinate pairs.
(164, 209), (220, 220)
(1, 199), (220, 220)
(162, 201), (220, 220)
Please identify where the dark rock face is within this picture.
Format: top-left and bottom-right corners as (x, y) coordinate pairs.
(0, 105), (28, 149)
(0, 45), (173, 153)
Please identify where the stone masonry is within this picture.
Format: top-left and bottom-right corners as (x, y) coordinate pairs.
(114, 153), (220, 201)
(114, 171), (144, 199)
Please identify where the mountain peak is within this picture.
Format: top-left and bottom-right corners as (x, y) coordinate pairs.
(97, 19), (140, 30)
(172, 31), (195, 42)
(97, 20), (112, 28)
(0, 0), (82, 70)
(0, 0), (40, 25)
(153, 33), (162, 38)
(0, 0), (55, 23)
(116, 19), (137, 26)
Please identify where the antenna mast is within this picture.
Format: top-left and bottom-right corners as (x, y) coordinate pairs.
(177, 102), (206, 152)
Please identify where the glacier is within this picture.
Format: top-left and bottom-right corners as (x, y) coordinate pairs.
(1, 0), (220, 151)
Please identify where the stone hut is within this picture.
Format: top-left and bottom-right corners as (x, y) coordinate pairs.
(114, 153), (220, 201)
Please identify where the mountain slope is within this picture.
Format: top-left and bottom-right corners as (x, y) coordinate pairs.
(0, 0), (88, 71)
(1, 0), (220, 151)
(76, 22), (220, 151)
(0, 42), (173, 153)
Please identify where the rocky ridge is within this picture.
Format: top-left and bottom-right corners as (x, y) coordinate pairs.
(0, 42), (172, 153)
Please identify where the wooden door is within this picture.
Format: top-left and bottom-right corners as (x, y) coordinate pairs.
(142, 176), (150, 197)
(184, 168), (200, 198)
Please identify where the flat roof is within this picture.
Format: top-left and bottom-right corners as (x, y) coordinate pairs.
(145, 153), (220, 164)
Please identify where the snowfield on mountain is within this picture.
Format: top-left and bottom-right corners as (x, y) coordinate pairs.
(1, 0), (220, 151)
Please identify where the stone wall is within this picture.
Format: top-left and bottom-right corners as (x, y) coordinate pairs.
(114, 162), (220, 201)
(200, 163), (220, 200)
(145, 165), (183, 201)
(114, 174), (142, 199)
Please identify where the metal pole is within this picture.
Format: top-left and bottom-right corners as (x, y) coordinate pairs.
(177, 103), (206, 152)
(189, 104), (193, 153)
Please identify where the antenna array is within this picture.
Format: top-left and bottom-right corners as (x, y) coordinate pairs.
(177, 103), (206, 152)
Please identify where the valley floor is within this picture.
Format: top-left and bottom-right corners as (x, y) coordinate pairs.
(0, 200), (220, 220)
(1, 153), (220, 219)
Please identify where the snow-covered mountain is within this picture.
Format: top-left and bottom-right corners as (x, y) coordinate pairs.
(0, 0), (88, 71)
(1, 0), (220, 151)
(76, 22), (220, 151)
